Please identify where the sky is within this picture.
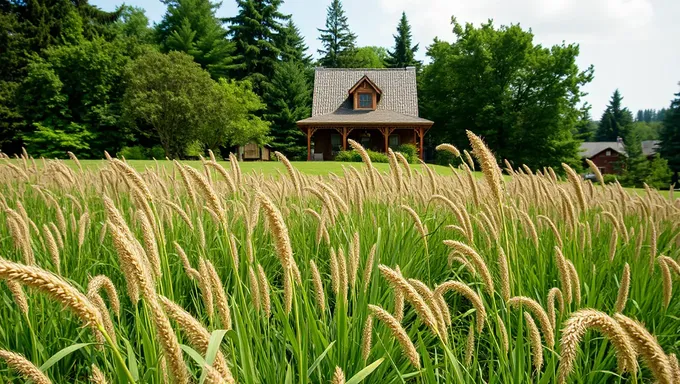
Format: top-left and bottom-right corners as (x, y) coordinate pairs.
(91, 0), (680, 118)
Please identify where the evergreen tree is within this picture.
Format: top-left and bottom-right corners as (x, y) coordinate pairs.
(278, 20), (312, 65)
(263, 61), (311, 159)
(156, 0), (232, 79)
(595, 89), (633, 141)
(574, 107), (595, 141)
(659, 89), (680, 184)
(0, 0), (120, 154)
(317, 0), (357, 68)
(227, 0), (288, 94)
(385, 12), (420, 68)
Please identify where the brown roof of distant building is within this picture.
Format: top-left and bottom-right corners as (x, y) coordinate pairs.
(580, 142), (626, 158)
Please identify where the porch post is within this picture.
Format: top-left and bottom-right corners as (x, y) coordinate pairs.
(419, 127), (424, 160)
(307, 127), (312, 161)
(342, 127), (348, 151)
(384, 128), (389, 153)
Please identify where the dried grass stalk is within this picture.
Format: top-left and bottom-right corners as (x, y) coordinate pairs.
(442, 240), (494, 296)
(0, 349), (52, 384)
(524, 311), (543, 371)
(159, 296), (233, 382)
(368, 304), (420, 368)
(309, 259), (325, 312)
(435, 280), (486, 332)
(379, 265), (437, 333)
(331, 366), (345, 384)
(615, 263), (631, 313)
(557, 309), (637, 384)
(507, 296), (554, 348)
(205, 259), (231, 330)
(361, 315), (374, 361)
(614, 313), (672, 384)
(257, 264), (271, 318)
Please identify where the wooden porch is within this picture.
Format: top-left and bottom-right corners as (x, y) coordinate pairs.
(301, 126), (429, 161)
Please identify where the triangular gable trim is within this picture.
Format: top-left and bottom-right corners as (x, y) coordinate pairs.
(348, 75), (382, 95)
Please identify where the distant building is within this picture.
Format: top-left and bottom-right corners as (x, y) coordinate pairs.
(641, 140), (660, 159)
(234, 143), (272, 161)
(580, 138), (626, 174)
(296, 67), (433, 161)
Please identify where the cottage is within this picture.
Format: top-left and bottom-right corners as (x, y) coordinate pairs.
(580, 140), (626, 174)
(296, 67), (433, 161)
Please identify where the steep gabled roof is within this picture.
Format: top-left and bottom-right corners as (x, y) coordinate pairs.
(310, 67), (420, 117)
(580, 142), (626, 158)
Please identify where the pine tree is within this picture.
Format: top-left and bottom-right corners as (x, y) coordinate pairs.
(595, 89), (633, 141)
(156, 0), (232, 79)
(278, 20), (312, 66)
(574, 107), (595, 141)
(659, 90), (680, 184)
(317, 0), (357, 68)
(227, 0), (288, 94)
(263, 61), (311, 159)
(385, 12), (420, 68)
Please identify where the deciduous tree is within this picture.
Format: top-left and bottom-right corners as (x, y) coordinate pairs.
(420, 18), (592, 169)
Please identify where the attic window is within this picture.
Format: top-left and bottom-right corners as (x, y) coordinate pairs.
(358, 93), (373, 109)
(606, 150), (611, 156)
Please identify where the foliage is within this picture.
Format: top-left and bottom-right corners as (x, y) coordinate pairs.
(659, 90), (680, 184)
(396, 143), (418, 163)
(353, 46), (387, 68)
(334, 149), (389, 163)
(122, 50), (214, 158)
(629, 121), (662, 141)
(263, 61), (311, 160)
(156, 0), (233, 79)
(118, 145), (169, 160)
(573, 106), (597, 142)
(385, 12), (420, 69)
(420, 18), (592, 170)
(201, 78), (270, 150)
(618, 131), (672, 189)
(278, 20), (312, 66)
(595, 89), (634, 141)
(636, 108), (668, 123)
(16, 37), (131, 157)
(123, 51), (268, 158)
(317, 0), (357, 68)
(0, 0), (121, 154)
(227, 0), (287, 94)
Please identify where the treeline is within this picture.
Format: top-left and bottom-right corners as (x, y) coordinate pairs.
(0, 0), (419, 160)
(1, 0), (679, 182)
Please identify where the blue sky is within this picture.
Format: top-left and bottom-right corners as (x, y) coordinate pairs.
(92, 0), (680, 118)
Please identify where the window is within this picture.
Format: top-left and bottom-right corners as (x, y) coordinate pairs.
(331, 134), (342, 152)
(606, 150), (612, 156)
(358, 93), (372, 109)
(388, 134), (400, 148)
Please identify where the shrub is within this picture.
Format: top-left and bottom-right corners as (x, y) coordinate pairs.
(118, 145), (147, 160)
(118, 145), (169, 160)
(395, 144), (418, 163)
(335, 149), (389, 163)
(148, 146), (167, 160)
(603, 174), (618, 185)
(434, 150), (459, 166)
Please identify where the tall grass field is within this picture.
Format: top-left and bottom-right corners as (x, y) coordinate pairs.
(0, 133), (678, 383)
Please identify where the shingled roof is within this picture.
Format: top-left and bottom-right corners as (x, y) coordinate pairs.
(580, 142), (626, 158)
(297, 67), (432, 126)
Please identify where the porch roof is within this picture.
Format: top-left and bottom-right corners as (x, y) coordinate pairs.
(297, 108), (433, 127)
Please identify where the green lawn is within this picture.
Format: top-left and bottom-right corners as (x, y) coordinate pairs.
(7, 158), (660, 195)
(32, 159), (460, 176)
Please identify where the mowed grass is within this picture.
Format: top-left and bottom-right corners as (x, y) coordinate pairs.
(51, 159), (457, 176)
